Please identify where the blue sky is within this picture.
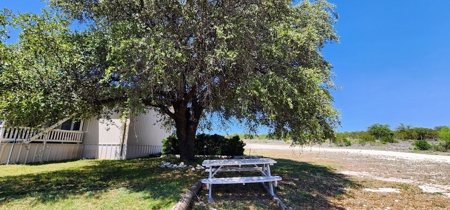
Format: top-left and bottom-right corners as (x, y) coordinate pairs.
(325, 0), (450, 131)
(2, 1), (449, 133)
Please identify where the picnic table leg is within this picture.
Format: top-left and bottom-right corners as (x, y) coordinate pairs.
(266, 164), (275, 196)
(208, 166), (214, 202)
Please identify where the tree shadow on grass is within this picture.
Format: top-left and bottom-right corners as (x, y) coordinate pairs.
(198, 158), (361, 210)
(0, 157), (202, 209)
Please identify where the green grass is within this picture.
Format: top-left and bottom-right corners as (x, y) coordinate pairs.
(0, 157), (203, 210)
(194, 158), (361, 209)
(0, 154), (363, 209)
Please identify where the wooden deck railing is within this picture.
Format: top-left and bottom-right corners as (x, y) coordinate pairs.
(0, 126), (83, 143)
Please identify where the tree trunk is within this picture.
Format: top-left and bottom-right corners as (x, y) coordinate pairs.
(173, 101), (203, 161)
(176, 120), (197, 161)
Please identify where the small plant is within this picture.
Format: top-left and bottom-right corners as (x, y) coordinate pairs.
(358, 138), (367, 146)
(380, 135), (395, 144)
(359, 133), (375, 144)
(437, 127), (450, 151)
(163, 134), (245, 156)
(162, 135), (179, 154)
(344, 139), (352, 146)
(413, 140), (431, 150)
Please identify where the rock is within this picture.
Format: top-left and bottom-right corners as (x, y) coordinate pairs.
(191, 167), (196, 171)
(180, 162), (185, 166)
(195, 202), (205, 207)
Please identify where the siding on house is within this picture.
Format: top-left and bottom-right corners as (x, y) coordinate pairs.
(81, 112), (125, 159)
(126, 110), (167, 159)
(0, 143), (82, 164)
(0, 109), (169, 164)
(81, 110), (168, 160)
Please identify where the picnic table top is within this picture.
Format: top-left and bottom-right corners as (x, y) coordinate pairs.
(202, 158), (277, 167)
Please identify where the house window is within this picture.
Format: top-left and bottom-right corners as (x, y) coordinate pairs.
(60, 120), (73, 130)
(59, 120), (83, 131)
(73, 121), (81, 131)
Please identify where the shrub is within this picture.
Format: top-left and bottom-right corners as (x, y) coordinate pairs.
(344, 139), (352, 147)
(195, 134), (224, 155)
(437, 127), (450, 151)
(358, 138), (367, 146)
(367, 124), (392, 139)
(380, 135), (395, 144)
(360, 133), (375, 143)
(332, 133), (356, 147)
(162, 135), (179, 154)
(163, 134), (246, 156)
(221, 135), (246, 156)
(413, 140), (431, 150)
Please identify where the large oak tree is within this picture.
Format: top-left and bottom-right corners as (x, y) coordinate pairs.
(1, 0), (339, 160)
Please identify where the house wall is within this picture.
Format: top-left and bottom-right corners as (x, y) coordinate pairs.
(81, 110), (168, 160)
(0, 143), (82, 164)
(81, 112), (125, 160)
(126, 110), (169, 159)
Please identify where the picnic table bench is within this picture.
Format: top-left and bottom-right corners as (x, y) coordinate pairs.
(201, 158), (282, 203)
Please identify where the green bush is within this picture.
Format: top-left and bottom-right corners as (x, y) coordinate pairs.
(358, 138), (367, 146)
(163, 134), (245, 156)
(344, 139), (352, 146)
(360, 133), (375, 143)
(367, 124), (392, 139)
(221, 135), (246, 156)
(438, 127), (450, 151)
(162, 135), (179, 154)
(380, 135), (395, 144)
(413, 140), (431, 150)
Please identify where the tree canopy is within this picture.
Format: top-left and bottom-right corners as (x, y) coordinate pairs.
(1, 0), (339, 160)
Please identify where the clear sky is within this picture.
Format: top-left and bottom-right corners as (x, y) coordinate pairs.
(2, 1), (450, 133)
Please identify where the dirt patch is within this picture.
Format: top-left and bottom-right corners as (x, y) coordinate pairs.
(243, 142), (450, 209)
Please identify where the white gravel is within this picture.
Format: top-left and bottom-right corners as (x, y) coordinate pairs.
(245, 143), (450, 164)
(246, 142), (450, 195)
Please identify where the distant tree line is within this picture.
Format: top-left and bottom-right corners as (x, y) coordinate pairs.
(333, 123), (450, 151)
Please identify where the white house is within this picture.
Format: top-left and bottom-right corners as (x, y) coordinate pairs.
(0, 110), (170, 164)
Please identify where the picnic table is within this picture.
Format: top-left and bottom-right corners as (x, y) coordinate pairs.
(201, 158), (282, 202)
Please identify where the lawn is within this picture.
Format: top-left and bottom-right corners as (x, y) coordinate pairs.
(0, 157), (203, 210)
(0, 154), (358, 210)
(3, 146), (449, 210)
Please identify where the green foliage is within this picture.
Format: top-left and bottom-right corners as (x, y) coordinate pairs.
(162, 135), (179, 155)
(243, 134), (255, 139)
(344, 139), (352, 146)
(359, 132), (376, 143)
(413, 140), (432, 150)
(394, 123), (438, 141)
(438, 127), (450, 141)
(367, 124), (392, 139)
(379, 135), (395, 144)
(413, 127), (437, 140)
(331, 132), (352, 147)
(163, 134), (245, 156)
(437, 127), (450, 151)
(221, 135), (246, 156)
(2, 0), (339, 159)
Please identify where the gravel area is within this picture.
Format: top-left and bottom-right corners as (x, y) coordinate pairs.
(245, 141), (450, 163)
(245, 142), (450, 194)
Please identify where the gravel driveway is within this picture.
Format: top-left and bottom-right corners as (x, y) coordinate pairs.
(245, 142), (450, 164)
(245, 142), (450, 196)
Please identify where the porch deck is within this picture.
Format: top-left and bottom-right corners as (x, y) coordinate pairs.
(0, 126), (83, 143)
